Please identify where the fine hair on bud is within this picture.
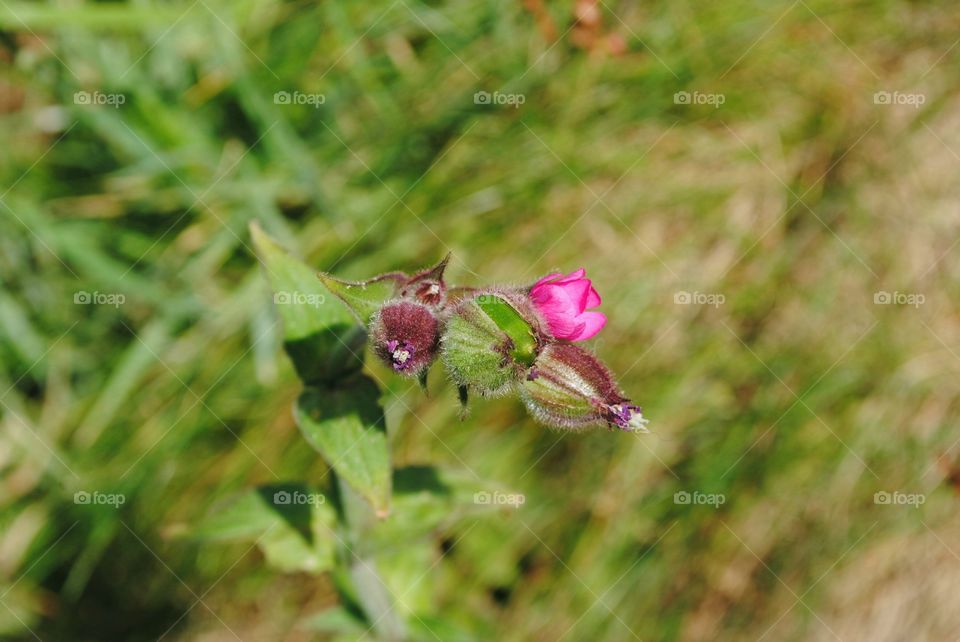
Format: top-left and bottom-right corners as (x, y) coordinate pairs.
(440, 289), (543, 397)
(521, 343), (649, 432)
(370, 300), (441, 376)
(398, 254), (450, 308)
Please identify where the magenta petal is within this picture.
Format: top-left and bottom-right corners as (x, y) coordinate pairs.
(572, 311), (606, 341)
(531, 283), (567, 312)
(554, 268), (586, 284)
(530, 268), (606, 340)
(532, 284), (572, 312)
(560, 279), (592, 312)
(585, 286), (601, 308)
(533, 288), (579, 338)
(568, 320), (587, 340)
(533, 272), (563, 288)
(548, 315), (581, 339)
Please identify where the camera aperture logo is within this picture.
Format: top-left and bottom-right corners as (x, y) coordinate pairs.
(273, 291), (325, 308)
(272, 490), (325, 506)
(674, 290), (725, 307)
(873, 291), (924, 308)
(674, 490), (725, 508)
(273, 91), (326, 108)
(674, 90), (725, 108)
(873, 91), (925, 109)
(74, 490), (126, 507)
(74, 91), (126, 108)
(74, 291), (125, 308)
(474, 90), (525, 108)
(874, 491), (925, 507)
(473, 490), (525, 508)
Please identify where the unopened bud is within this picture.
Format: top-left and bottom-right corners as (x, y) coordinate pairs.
(398, 254), (450, 308)
(370, 300), (440, 376)
(441, 291), (542, 396)
(521, 343), (648, 432)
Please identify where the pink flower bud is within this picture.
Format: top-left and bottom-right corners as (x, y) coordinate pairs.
(370, 300), (440, 376)
(529, 268), (606, 341)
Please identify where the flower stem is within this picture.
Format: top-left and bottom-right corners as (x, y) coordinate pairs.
(337, 476), (408, 641)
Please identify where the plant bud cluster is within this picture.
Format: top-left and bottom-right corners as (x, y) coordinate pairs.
(319, 258), (648, 433)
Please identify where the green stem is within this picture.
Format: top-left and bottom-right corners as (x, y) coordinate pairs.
(338, 477), (408, 641)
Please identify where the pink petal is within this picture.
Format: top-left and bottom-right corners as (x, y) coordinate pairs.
(532, 285), (578, 334)
(554, 268), (586, 284)
(531, 283), (568, 312)
(571, 311), (606, 341)
(585, 285), (601, 308)
(567, 320), (587, 340)
(530, 283), (578, 317)
(559, 279), (592, 312)
(533, 272), (563, 288)
(547, 313), (581, 339)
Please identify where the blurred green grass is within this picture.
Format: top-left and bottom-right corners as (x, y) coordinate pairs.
(1, 0), (959, 640)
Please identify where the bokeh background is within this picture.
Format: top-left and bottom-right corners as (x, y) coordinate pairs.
(2, 0), (959, 640)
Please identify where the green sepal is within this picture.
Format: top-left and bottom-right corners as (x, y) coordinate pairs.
(475, 295), (538, 366)
(317, 271), (406, 325)
(441, 299), (519, 396)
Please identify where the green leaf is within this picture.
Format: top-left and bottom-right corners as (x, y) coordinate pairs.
(476, 295), (538, 366)
(250, 222), (364, 385)
(317, 271), (405, 325)
(349, 559), (408, 640)
(259, 526), (332, 574)
(296, 377), (391, 515)
(376, 540), (435, 616)
(192, 483), (337, 574)
(301, 606), (369, 636)
(366, 465), (509, 551)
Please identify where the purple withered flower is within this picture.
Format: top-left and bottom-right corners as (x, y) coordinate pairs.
(370, 300), (440, 376)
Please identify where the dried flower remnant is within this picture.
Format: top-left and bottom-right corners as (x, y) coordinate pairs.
(370, 301), (440, 376)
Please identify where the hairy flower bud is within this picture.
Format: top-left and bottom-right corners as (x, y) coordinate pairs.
(521, 343), (648, 432)
(370, 300), (440, 376)
(441, 292), (543, 396)
(398, 254), (450, 308)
